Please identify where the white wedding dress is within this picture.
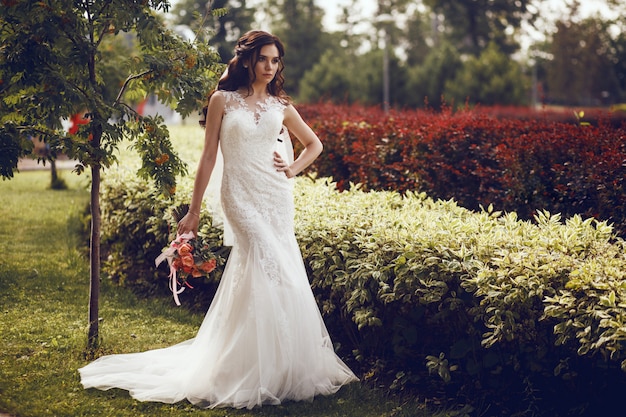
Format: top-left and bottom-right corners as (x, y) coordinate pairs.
(79, 90), (358, 409)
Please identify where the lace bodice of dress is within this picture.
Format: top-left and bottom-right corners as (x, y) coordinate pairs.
(220, 90), (287, 164)
(218, 90), (293, 252)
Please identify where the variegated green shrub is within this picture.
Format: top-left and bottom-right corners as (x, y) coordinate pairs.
(293, 178), (626, 411)
(99, 172), (626, 412)
(98, 167), (227, 310)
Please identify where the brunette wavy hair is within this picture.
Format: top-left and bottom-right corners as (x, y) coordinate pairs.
(199, 30), (290, 127)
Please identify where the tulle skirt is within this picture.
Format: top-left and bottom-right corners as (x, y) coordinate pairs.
(79, 232), (357, 409)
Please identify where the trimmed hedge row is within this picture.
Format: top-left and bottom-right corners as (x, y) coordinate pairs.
(296, 103), (626, 238)
(99, 170), (626, 415)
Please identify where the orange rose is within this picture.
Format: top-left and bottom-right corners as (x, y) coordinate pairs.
(200, 259), (217, 273)
(191, 267), (203, 278)
(179, 254), (195, 273)
(177, 243), (192, 256)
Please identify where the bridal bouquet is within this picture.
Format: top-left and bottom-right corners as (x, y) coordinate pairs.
(155, 231), (217, 305)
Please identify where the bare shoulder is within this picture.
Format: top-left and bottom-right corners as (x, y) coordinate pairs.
(284, 103), (303, 121)
(207, 91), (227, 116)
(210, 90), (227, 104)
(284, 104), (317, 140)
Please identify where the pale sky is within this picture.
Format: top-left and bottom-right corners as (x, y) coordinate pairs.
(319, 0), (617, 26)
(169, 0), (621, 51)
(316, 0), (619, 38)
(170, 1), (617, 30)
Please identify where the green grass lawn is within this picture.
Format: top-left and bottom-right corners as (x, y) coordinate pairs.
(0, 153), (455, 416)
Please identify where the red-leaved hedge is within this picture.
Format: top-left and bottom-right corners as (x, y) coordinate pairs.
(296, 102), (626, 237)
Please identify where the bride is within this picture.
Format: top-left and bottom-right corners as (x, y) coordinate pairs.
(79, 30), (358, 409)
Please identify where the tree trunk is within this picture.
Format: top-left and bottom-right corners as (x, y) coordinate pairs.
(87, 163), (101, 349)
(50, 159), (57, 186)
(86, 40), (103, 350)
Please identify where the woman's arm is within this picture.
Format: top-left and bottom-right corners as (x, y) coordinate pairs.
(177, 91), (225, 235)
(275, 104), (323, 178)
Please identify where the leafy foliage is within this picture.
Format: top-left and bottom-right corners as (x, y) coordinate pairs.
(546, 15), (625, 106)
(98, 168), (228, 310)
(422, 0), (540, 56)
(296, 180), (626, 415)
(171, 0), (254, 64)
(444, 42), (529, 106)
(0, 0), (223, 190)
(296, 102), (626, 238)
(0, 123), (32, 179)
(0, 0), (224, 347)
(263, 0), (334, 97)
(98, 163), (626, 414)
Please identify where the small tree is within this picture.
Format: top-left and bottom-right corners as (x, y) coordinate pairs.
(0, 0), (224, 349)
(444, 42), (529, 106)
(405, 41), (462, 108)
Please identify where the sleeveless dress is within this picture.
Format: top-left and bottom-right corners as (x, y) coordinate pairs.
(78, 90), (358, 409)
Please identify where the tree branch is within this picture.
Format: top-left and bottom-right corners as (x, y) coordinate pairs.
(93, 0), (115, 23)
(192, 0), (214, 43)
(114, 70), (152, 106)
(14, 124), (67, 145)
(119, 101), (140, 118)
(93, 0), (114, 49)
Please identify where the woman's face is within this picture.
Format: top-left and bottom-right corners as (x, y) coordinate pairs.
(252, 44), (281, 85)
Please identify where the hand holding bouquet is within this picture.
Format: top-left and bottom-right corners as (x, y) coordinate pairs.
(155, 231), (218, 306)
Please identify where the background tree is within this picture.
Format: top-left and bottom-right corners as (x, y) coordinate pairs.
(295, 1), (369, 103)
(612, 30), (626, 105)
(444, 42), (529, 106)
(298, 46), (406, 107)
(422, 0), (542, 55)
(171, 0), (254, 63)
(264, 0), (332, 97)
(546, 15), (624, 106)
(0, 0), (223, 349)
(405, 41), (462, 108)
(298, 0), (411, 108)
(404, 5), (438, 67)
(298, 49), (355, 103)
